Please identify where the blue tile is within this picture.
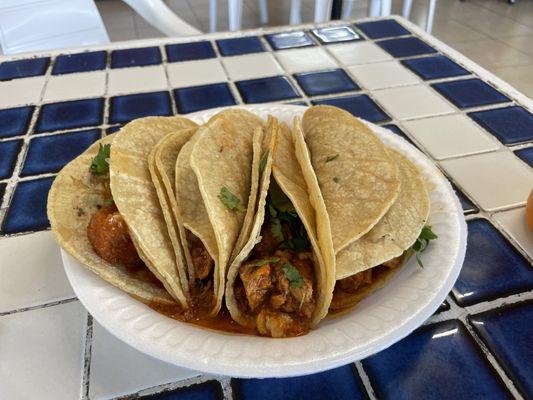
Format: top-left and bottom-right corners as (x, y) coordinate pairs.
(233, 365), (366, 400)
(265, 31), (315, 50)
(452, 183), (478, 214)
(377, 37), (437, 58)
(402, 55), (470, 80)
(166, 41), (216, 62)
(312, 94), (390, 123)
(52, 51), (107, 75)
(0, 57), (49, 80)
(216, 37), (265, 56)
(2, 177), (54, 234)
(36, 98), (104, 133)
(0, 183), (5, 200)
(174, 83), (236, 114)
(515, 147), (533, 166)
(453, 219), (533, 306)
(236, 76), (299, 104)
(363, 320), (512, 400)
(111, 47), (161, 68)
(0, 140), (22, 180)
(294, 69), (359, 96)
(110, 91), (172, 124)
(382, 124), (416, 146)
(139, 381), (223, 400)
(106, 126), (122, 135)
(468, 106), (533, 145)
(432, 79), (510, 109)
(356, 19), (411, 39)
(470, 301), (533, 399)
(0, 106), (34, 139)
(311, 26), (363, 44)
(437, 300), (450, 313)
(21, 129), (100, 176)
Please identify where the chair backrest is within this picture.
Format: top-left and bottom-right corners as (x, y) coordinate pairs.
(0, 0), (109, 55)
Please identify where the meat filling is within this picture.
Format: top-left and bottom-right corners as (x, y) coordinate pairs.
(186, 231), (215, 311)
(187, 232), (214, 280)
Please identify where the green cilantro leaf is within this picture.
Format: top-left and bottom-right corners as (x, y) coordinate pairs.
(271, 217), (284, 241)
(282, 263), (304, 288)
(249, 257), (280, 267)
(90, 144), (111, 175)
(103, 198), (114, 206)
(410, 225), (438, 268)
(218, 187), (244, 212)
(268, 181), (295, 213)
(325, 154), (339, 163)
(259, 150), (269, 176)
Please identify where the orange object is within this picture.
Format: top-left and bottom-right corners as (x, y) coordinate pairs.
(526, 189), (533, 231)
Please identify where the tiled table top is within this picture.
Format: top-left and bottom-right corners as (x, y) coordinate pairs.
(0, 16), (532, 400)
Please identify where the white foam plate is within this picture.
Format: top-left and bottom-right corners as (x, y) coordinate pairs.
(63, 104), (467, 378)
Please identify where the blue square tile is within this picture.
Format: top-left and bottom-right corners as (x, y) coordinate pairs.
(402, 55), (470, 80)
(52, 51), (107, 75)
(468, 106), (533, 145)
(0, 106), (34, 138)
(377, 37), (437, 58)
(0, 140), (22, 180)
(453, 219), (533, 306)
(139, 381), (223, 400)
(110, 91), (172, 124)
(311, 26), (363, 43)
(174, 83), (236, 114)
(2, 177), (54, 234)
(363, 320), (512, 400)
(515, 147), (533, 166)
(106, 126), (122, 135)
(36, 98), (104, 133)
(265, 31), (315, 50)
(233, 365), (366, 400)
(312, 94), (390, 123)
(470, 301), (533, 399)
(236, 76), (299, 104)
(432, 79), (509, 109)
(111, 47), (161, 68)
(356, 19), (411, 39)
(294, 69), (359, 96)
(382, 124), (416, 147)
(0, 57), (49, 81)
(21, 129), (100, 177)
(216, 37), (265, 56)
(437, 300), (450, 313)
(166, 41), (216, 62)
(0, 183), (5, 200)
(451, 183), (479, 215)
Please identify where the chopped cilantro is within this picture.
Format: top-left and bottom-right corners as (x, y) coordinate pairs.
(103, 198), (114, 206)
(250, 257), (280, 267)
(282, 263), (304, 288)
(268, 181), (295, 213)
(271, 217), (284, 241)
(325, 154), (339, 163)
(218, 187), (243, 212)
(90, 144), (111, 175)
(408, 225), (438, 268)
(259, 150), (269, 175)
(333, 177), (340, 183)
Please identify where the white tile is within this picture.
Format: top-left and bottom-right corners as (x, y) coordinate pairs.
(347, 61), (420, 90)
(43, 71), (106, 102)
(493, 207), (533, 258)
(440, 151), (533, 211)
(0, 231), (75, 313)
(372, 84), (455, 120)
(222, 53), (283, 81)
(167, 59), (226, 89)
(0, 301), (86, 399)
(107, 65), (167, 95)
(402, 114), (500, 160)
(0, 77), (45, 107)
(89, 321), (199, 399)
(327, 41), (393, 66)
(275, 47), (337, 73)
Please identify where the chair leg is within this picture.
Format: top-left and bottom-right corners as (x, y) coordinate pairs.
(426, 0), (437, 33)
(228, 0), (243, 30)
(342, 0), (355, 19)
(209, 0), (217, 32)
(368, 0), (381, 17)
(381, 0), (392, 16)
(402, 0), (413, 18)
(290, 0), (302, 24)
(258, 0), (268, 24)
(314, 0), (332, 22)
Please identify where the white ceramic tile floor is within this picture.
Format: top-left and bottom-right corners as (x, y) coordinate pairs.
(44, 71), (106, 102)
(107, 65), (167, 95)
(327, 42), (393, 66)
(275, 47), (337, 73)
(440, 150), (533, 212)
(493, 207), (533, 259)
(0, 77), (45, 108)
(167, 59), (226, 88)
(402, 114), (500, 160)
(0, 301), (86, 399)
(222, 53), (283, 81)
(347, 60), (420, 90)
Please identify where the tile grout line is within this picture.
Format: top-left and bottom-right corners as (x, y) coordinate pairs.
(159, 44), (179, 116)
(210, 38), (245, 106)
(0, 297), (78, 317)
(354, 361), (378, 400)
(81, 313), (94, 400)
(219, 376), (234, 400)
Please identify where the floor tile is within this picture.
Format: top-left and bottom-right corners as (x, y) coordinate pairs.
(0, 106), (33, 139)
(493, 207), (533, 258)
(490, 63), (533, 99)
(0, 231), (74, 313)
(377, 37), (437, 58)
(0, 77), (46, 108)
(451, 183), (479, 215)
(167, 59), (226, 89)
(174, 83), (236, 113)
(0, 57), (49, 81)
(515, 147), (533, 166)
(165, 41), (216, 62)
(362, 320), (512, 400)
(52, 51), (107, 75)
(311, 25), (363, 44)
(295, 69), (359, 96)
(497, 34), (533, 59)
(265, 30), (315, 50)
(111, 47), (162, 68)
(89, 321), (199, 399)
(44, 71), (106, 102)
(108, 65), (167, 95)
(347, 60), (419, 90)
(35, 98), (104, 133)
(402, 55), (470, 80)
(452, 219), (533, 306)
(372, 84), (454, 120)
(470, 301), (533, 400)
(216, 36), (265, 56)
(0, 301), (86, 399)
(327, 41), (393, 66)
(468, 106), (533, 145)
(140, 381), (223, 400)
(402, 114), (499, 160)
(109, 91), (172, 124)
(440, 150), (533, 211)
(312, 94), (390, 123)
(276, 47), (337, 73)
(236, 76), (299, 104)
(233, 365), (366, 400)
(222, 53), (283, 81)
(431, 18), (486, 44)
(432, 79), (510, 109)
(449, 39), (533, 70)
(0, 139), (22, 180)
(356, 19), (411, 39)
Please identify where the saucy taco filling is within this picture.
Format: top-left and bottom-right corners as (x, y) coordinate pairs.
(186, 231), (215, 312)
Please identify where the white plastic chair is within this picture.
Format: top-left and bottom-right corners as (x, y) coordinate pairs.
(403, 0), (437, 33)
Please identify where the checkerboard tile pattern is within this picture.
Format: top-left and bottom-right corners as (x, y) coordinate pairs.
(0, 16), (532, 400)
